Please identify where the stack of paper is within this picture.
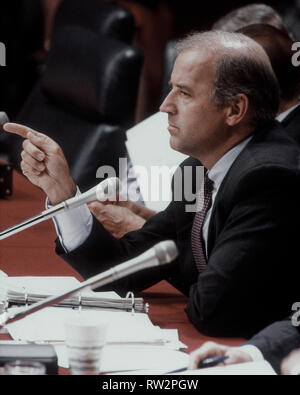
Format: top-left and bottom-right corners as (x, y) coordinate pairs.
(3, 275), (187, 372)
(6, 307), (178, 345)
(55, 332), (187, 371)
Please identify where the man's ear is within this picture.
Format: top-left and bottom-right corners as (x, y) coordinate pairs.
(225, 94), (249, 126)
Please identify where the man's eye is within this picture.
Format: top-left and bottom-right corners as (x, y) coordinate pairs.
(180, 90), (189, 96)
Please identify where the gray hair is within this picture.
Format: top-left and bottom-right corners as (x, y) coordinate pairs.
(175, 31), (280, 128)
(212, 3), (294, 39)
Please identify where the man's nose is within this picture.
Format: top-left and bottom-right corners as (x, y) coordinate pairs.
(159, 91), (176, 114)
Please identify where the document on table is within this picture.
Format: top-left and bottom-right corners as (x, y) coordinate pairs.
(3, 275), (187, 373)
(55, 343), (188, 372)
(0, 270), (8, 278)
(171, 360), (276, 375)
(6, 306), (183, 347)
(1, 276), (80, 292)
(0, 276), (119, 301)
(126, 111), (187, 212)
(0, 276), (148, 311)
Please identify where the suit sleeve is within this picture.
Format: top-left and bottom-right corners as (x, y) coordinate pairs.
(186, 166), (300, 337)
(56, 200), (179, 295)
(56, 157), (198, 296)
(244, 318), (300, 374)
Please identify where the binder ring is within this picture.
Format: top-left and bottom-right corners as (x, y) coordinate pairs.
(78, 293), (82, 313)
(125, 291), (135, 314)
(23, 286), (28, 308)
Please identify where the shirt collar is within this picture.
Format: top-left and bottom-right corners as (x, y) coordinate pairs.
(207, 135), (252, 189)
(276, 102), (300, 122)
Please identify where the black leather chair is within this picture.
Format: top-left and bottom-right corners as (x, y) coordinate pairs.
(9, 25), (143, 192)
(0, 0), (44, 160)
(0, 0), (43, 118)
(53, 0), (135, 43)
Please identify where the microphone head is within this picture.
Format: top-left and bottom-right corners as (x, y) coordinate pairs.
(96, 177), (121, 201)
(0, 112), (9, 129)
(154, 240), (178, 265)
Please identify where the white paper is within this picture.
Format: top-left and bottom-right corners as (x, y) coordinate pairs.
(6, 307), (168, 344)
(55, 344), (188, 372)
(0, 275), (120, 311)
(126, 112), (187, 212)
(102, 346), (189, 373)
(172, 360), (276, 375)
(1, 276), (80, 295)
(0, 270), (8, 278)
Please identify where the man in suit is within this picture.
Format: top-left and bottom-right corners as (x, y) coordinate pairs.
(188, 319), (300, 374)
(4, 31), (300, 337)
(236, 24), (300, 135)
(89, 6), (300, 239)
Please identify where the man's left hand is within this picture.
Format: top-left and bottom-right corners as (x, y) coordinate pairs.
(88, 201), (146, 239)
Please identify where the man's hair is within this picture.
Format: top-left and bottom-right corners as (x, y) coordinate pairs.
(237, 23), (300, 102)
(212, 3), (294, 39)
(175, 31), (280, 128)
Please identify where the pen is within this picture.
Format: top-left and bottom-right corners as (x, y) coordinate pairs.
(197, 355), (229, 369)
(166, 355), (229, 374)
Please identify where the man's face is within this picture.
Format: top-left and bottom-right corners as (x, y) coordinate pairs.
(160, 49), (229, 160)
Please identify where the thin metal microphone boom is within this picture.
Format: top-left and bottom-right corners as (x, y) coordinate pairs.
(0, 240), (178, 327)
(0, 177), (120, 240)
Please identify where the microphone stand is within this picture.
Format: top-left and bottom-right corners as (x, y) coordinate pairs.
(0, 203), (66, 241)
(0, 177), (120, 241)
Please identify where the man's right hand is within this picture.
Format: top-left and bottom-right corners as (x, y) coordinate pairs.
(3, 123), (76, 205)
(188, 341), (252, 370)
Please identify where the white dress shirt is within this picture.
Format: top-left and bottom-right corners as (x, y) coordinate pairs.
(276, 102), (300, 122)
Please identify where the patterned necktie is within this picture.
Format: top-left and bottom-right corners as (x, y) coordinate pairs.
(191, 173), (214, 272)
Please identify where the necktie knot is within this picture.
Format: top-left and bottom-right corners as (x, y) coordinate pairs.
(195, 173), (214, 213)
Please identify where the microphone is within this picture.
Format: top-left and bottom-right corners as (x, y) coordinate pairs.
(55, 176), (121, 210)
(0, 240), (178, 327)
(0, 112), (9, 128)
(0, 177), (121, 240)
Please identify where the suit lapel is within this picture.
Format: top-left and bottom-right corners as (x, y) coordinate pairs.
(205, 132), (262, 258)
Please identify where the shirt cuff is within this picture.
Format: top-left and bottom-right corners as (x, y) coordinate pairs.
(239, 345), (265, 362)
(46, 187), (93, 253)
(289, 363), (300, 375)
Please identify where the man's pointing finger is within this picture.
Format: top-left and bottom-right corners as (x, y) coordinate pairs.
(3, 123), (40, 139)
(3, 123), (56, 153)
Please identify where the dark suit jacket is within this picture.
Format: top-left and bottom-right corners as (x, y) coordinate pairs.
(281, 104), (300, 145)
(57, 121), (300, 338)
(246, 319), (300, 374)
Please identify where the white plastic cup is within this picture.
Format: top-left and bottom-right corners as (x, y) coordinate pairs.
(64, 313), (108, 375)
